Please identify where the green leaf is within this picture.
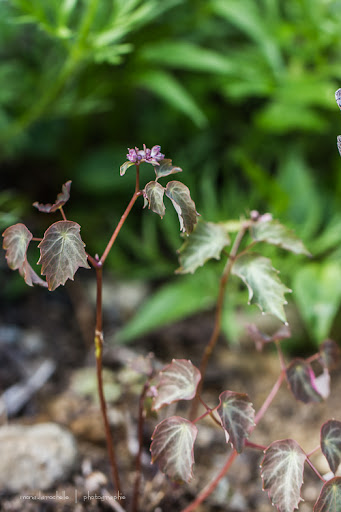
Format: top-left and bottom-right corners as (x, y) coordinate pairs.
(314, 477), (341, 512)
(321, 420), (341, 474)
(165, 180), (199, 234)
(120, 160), (135, 176)
(150, 416), (197, 483)
(293, 262), (341, 342)
(250, 219), (311, 256)
(216, 390), (255, 453)
(286, 359), (323, 404)
(38, 221), (90, 291)
(141, 41), (234, 75)
(137, 70), (207, 127)
(115, 269), (219, 344)
(152, 359), (201, 411)
(261, 439), (306, 512)
(154, 159), (182, 180)
(144, 181), (165, 218)
(177, 220), (230, 274)
(232, 253), (291, 323)
(33, 180), (72, 213)
(2, 223), (32, 271)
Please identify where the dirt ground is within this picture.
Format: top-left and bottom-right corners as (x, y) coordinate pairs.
(0, 273), (340, 512)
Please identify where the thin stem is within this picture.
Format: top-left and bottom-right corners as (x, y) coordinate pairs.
(180, 450), (238, 512)
(305, 456), (326, 482)
(189, 227), (247, 420)
(95, 266), (122, 494)
(100, 166), (141, 265)
(32, 237), (43, 242)
(245, 440), (266, 451)
(307, 445), (320, 458)
(254, 370), (285, 426)
(131, 380), (149, 512)
(59, 206), (67, 221)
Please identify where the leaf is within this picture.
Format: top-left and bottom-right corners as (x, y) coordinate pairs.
(337, 135), (341, 157)
(319, 339), (340, 370)
(38, 221), (90, 291)
(120, 160), (135, 176)
(2, 223), (32, 270)
(152, 359), (201, 411)
(150, 416), (197, 483)
(261, 439), (306, 512)
(314, 368), (330, 400)
(154, 159), (182, 180)
(321, 420), (341, 474)
(216, 390), (255, 453)
(250, 219), (311, 256)
(247, 323), (291, 351)
(137, 69), (207, 127)
(33, 181), (71, 213)
(176, 220), (230, 274)
(232, 253), (291, 323)
(286, 359), (323, 404)
(143, 181), (166, 218)
(165, 181), (199, 234)
(314, 477), (341, 512)
(19, 259), (48, 288)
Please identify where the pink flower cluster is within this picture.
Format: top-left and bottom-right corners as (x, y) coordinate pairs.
(127, 144), (164, 165)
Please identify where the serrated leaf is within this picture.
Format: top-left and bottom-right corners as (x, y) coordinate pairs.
(120, 161), (135, 176)
(320, 339), (340, 370)
(165, 181), (199, 234)
(232, 253), (291, 323)
(144, 181), (166, 218)
(250, 219), (311, 256)
(216, 391), (255, 453)
(286, 359), (323, 404)
(154, 159), (182, 179)
(261, 439), (306, 512)
(2, 223), (32, 270)
(152, 359), (201, 411)
(314, 477), (341, 512)
(38, 221), (90, 291)
(321, 420), (341, 474)
(176, 220), (230, 274)
(33, 181), (72, 213)
(150, 416), (197, 483)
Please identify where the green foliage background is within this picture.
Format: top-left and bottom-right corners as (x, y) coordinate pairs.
(2, 0), (341, 345)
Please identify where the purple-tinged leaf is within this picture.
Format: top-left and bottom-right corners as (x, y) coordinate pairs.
(314, 368), (330, 400)
(216, 391), (255, 453)
(38, 221), (90, 291)
(143, 181), (166, 218)
(19, 259), (48, 288)
(247, 324), (291, 351)
(232, 253), (291, 324)
(250, 219), (311, 256)
(152, 359), (201, 411)
(150, 416), (197, 483)
(154, 159), (182, 180)
(314, 477), (341, 512)
(33, 181), (72, 213)
(2, 223), (32, 270)
(321, 420), (341, 474)
(165, 181), (199, 234)
(120, 161), (135, 176)
(176, 220), (230, 274)
(286, 359), (323, 404)
(261, 439), (306, 512)
(319, 339), (340, 370)
(336, 88), (341, 110)
(337, 135), (341, 157)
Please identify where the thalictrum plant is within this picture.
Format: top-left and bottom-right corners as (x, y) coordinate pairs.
(2, 122), (341, 512)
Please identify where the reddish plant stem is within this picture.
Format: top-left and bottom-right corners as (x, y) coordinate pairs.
(180, 450), (238, 512)
(245, 440), (266, 451)
(307, 445), (320, 458)
(59, 206), (67, 220)
(305, 456), (326, 482)
(131, 380), (149, 512)
(95, 266), (122, 494)
(189, 227), (247, 420)
(254, 369), (285, 426)
(100, 165), (141, 265)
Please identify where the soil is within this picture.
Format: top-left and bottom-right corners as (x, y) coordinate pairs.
(0, 273), (340, 512)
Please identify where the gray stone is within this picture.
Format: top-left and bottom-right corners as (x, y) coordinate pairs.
(0, 423), (78, 492)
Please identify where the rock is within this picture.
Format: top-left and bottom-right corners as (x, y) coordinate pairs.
(0, 423), (78, 492)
